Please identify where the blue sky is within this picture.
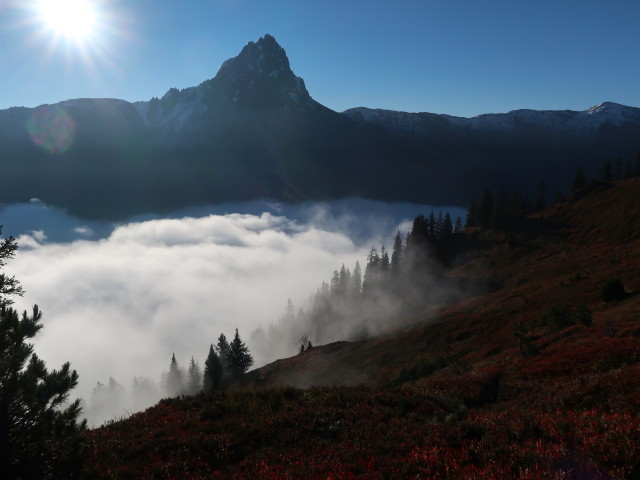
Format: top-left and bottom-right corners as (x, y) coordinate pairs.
(1, 0), (639, 117)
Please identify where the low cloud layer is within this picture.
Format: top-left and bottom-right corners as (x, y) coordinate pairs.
(3, 199), (465, 425)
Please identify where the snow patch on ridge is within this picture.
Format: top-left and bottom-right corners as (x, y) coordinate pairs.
(344, 102), (640, 133)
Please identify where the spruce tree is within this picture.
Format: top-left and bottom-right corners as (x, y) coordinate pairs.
(427, 212), (436, 240)
(203, 344), (223, 392)
(435, 212), (444, 239)
(165, 353), (183, 396)
(216, 333), (230, 359)
(186, 357), (202, 395)
(442, 212), (453, 238)
(338, 264), (350, 297)
(0, 227), (24, 306)
(362, 247), (380, 295)
(454, 217), (463, 233)
(281, 299), (296, 326)
(330, 270), (341, 297)
(405, 214), (428, 251)
(0, 227), (86, 479)
(226, 328), (254, 379)
(380, 246), (390, 273)
(351, 261), (362, 295)
(390, 230), (404, 276)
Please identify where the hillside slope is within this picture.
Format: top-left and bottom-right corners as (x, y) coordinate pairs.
(84, 178), (640, 479)
(243, 177), (640, 389)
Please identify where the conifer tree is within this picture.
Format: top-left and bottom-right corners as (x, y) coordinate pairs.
(226, 328), (254, 379)
(203, 344), (223, 392)
(165, 353), (183, 396)
(362, 247), (380, 295)
(330, 270), (341, 297)
(428, 212), (436, 240)
(407, 214), (428, 246)
(442, 212), (453, 238)
(338, 264), (350, 297)
(319, 281), (330, 297)
(390, 230), (404, 276)
(0, 228), (24, 306)
(351, 261), (362, 295)
(0, 227), (86, 479)
(186, 357), (202, 395)
(465, 200), (479, 228)
(380, 246), (390, 273)
(454, 217), (463, 233)
(435, 212), (444, 239)
(216, 333), (230, 359)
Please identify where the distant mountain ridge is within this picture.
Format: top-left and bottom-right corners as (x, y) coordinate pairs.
(0, 34), (639, 219)
(344, 101), (640, 133)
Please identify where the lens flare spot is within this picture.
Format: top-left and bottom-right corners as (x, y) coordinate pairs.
(27, 105), (76, 154)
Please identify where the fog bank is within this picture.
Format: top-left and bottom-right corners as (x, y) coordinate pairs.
(2, 198), (465, 425)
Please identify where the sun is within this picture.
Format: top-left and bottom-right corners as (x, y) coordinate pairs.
(35, 0), (98, 43)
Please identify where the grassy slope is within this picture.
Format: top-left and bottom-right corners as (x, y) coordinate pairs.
(83, 178), (640, 479)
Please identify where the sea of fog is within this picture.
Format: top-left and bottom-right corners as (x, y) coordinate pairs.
(1, 198), (465, 425)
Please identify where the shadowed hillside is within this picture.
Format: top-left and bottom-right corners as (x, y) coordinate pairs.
(83, 178), (640, 479)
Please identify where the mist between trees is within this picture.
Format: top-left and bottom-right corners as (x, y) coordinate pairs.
(85, 328), (254, 427)
(248, 210), (472, 369)
(82, 209), (473, 426)
(250, 155), (640, 375)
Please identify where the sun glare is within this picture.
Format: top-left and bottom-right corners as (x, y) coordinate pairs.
(36, 0), (98, 43)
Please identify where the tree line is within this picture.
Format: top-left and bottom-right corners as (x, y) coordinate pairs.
(88, 328), (254, 425)
(466, 152), (640, 231)
(164, 328), (254, 396)
(255, 151), (640, 356)
(251, 209), (467, 356)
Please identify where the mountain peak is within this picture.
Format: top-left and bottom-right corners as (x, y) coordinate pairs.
(587, 101), (625, 113)
(583, 101), (640, 126)
(210, 34), (311, 109)
(235, 34), (290, 73)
